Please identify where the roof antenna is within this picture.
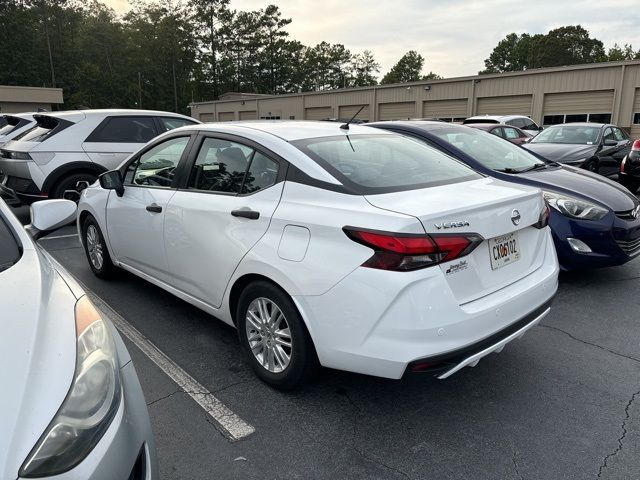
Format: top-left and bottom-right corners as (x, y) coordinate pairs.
(340, 105), (365, 130)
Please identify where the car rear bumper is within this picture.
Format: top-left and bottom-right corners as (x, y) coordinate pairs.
(18, 361), (159, 480)
(0, 158), (46, 205)
(550, 211), (640, 270)
(293, 228), (559, 380)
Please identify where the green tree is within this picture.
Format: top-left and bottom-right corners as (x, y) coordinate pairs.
(481, 33), (539, 73)
(381, 50), (437, 84)
(607, 43), (640, 61)
(528, 25), (606, 68)
(300, 42), (352, 91)
(349, 50), (380, 87)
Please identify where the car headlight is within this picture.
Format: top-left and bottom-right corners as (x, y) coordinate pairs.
(20, 296), (121, 477)
(543, 191), (608, 221)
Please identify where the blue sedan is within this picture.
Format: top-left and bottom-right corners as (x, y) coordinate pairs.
(371, 121), (640, 270)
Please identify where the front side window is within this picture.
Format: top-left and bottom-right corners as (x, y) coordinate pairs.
(603, 128), (615, 142)
(293, 134), (480, 192)
(429, 127), (546, 172)
(531, 125), (601, 145)
(87, 117), (157, 143)
(158, 117), (197, 133)
(503, 127), (520, 140)
(521, 119), (538, 130)
(490, 128), (504, 138)
(124, 136), (189, 188)
(613, 127), (627, 141)
(507, 118), (525, 128)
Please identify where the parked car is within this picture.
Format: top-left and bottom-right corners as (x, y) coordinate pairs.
(0, 109), (199, 205)
(77, 121), (558, 389)
(619, 139), (640, 192)
(463, 115), (543, 137)
(371, 121), (640, 270)
(0, 113), (36, 148)
(0, 198), (158, 479)
(466, 123), (531, 145)
(523, 123), (632, 177)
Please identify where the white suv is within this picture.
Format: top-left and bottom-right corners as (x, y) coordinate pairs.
(0, 109), (199, 204)
(463, 115), (542, 137)
(0, 113), (37, 148)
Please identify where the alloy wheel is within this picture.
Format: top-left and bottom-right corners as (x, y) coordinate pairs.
(86, 224), (104, 270)
(245, 297), (292, 373)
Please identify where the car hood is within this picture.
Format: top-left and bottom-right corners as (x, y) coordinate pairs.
(0, 247), (77, 479)
(524, 143), (598, 163)
(518, 165), (638, 212)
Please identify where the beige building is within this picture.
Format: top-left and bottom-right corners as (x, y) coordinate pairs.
(0, 85), (63, 113)
(190, 59), (640, 139)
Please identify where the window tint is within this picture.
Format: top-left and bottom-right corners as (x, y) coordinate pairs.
(189, 138), (251, 193)
(521, 119), (538, 130)
(507, 118), (525, 128)
(293, 134), (480, 192)
(124, 136), (189, 188)
(242, 152), (278, 194)
(503, 127), (519, 139)
(158, 117), (196, 133)
(87, 116), (157, 143)
(429, 127), (546, 172)
(0, 214), (21, 273)
(603, 127), (615, 142)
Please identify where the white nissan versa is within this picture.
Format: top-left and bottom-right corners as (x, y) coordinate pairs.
(0, 199), (158, 479)
(77, 121), (559, 389)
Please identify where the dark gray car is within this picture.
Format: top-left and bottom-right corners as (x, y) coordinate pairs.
(523, 123), (632, 177)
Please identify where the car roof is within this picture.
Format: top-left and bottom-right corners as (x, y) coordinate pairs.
(370, 120), (466, 133)
(545, 122), (607, 128)
(465, 114), (526, 121)
(38, 109), (197, 123)
(185, 120), (394, 141)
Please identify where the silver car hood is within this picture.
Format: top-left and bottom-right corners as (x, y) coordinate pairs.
(0, 247), (77, 479)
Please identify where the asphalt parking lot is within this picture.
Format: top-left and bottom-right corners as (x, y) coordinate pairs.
(14, 204), (640, 480)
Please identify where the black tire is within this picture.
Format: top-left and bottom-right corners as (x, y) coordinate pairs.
(81, 215), (117, 279)
(236, 281), (319, 390)
(51, 172), (98, 201)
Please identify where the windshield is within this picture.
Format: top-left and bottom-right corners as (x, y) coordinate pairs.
(531, 125), (601, 145)
(293, 134), (480, 193)
(0, 214), (21, 273)
(429, 127), (548, 172)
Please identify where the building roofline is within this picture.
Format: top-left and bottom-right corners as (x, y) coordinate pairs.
(190, 59), (640, 107)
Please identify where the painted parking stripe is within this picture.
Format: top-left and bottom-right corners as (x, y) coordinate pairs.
(84, 286), (255, 441)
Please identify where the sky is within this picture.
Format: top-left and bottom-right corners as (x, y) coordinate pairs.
(103, 0), (640, 79)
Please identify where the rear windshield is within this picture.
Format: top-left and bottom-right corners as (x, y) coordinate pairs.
(0, 116), (24, 136)
(293, 134), (480, 193)
(429, 127), (548, 172)
(0, 214), (21, 273)
(462, 118), (499, 125)
(14, 116), (62, 143)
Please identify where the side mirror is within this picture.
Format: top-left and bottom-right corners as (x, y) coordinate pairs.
(99, 170), (124, 197)
(26, 199), (77, 240)
(604, 139), (617, 147)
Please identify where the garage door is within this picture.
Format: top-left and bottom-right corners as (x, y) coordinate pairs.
(543, 90), (614, 114)
(476, 95), (532, 116)
(378, 102), (415, 121)
(218, 112), (235, 122)
(239, 111), (257, 120)
(422, 99), (467, 118)
(305, 107), (332, 120)
(338, 104), (370, 121)
(199, 113), (214, 122)
(630, 89), (640, 140)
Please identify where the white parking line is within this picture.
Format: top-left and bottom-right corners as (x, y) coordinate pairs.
(83, 287), (256, 441)
(39, 233), (79, 240)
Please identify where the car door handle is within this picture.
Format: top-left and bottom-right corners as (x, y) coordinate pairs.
(231, 209), (260, 220)
(146, 203), (162, 213)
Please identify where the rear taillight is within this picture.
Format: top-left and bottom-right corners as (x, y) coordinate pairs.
(632, 139), (640, 151)
(533, 201), (550, 229)
(621, 157), (626, 173)
(344, 227), (483, 271)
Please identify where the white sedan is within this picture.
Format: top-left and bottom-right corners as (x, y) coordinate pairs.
(77, 121), (559, 389)
(0, 199), (158, 479)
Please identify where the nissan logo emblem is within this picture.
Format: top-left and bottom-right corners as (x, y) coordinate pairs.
(511, 209), (521, 226)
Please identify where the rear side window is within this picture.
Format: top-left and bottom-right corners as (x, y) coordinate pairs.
(86, 117), (157, 143)
(158, 117), (197, 132)
(14, 115), (64, 143)
(0, 215), (21, 273)
(293, 134), (480, 193)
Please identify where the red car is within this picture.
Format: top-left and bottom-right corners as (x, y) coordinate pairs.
(467, 123), (531, 145)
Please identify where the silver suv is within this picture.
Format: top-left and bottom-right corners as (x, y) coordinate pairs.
(463, 115), (542, 137)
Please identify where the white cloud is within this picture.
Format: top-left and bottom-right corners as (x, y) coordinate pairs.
(103, 0), (640, 78)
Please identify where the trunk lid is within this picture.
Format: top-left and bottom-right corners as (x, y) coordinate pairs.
(365, 177), (548, 304)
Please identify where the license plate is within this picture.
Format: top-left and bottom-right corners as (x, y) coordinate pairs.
(489, 232), (521, 270)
